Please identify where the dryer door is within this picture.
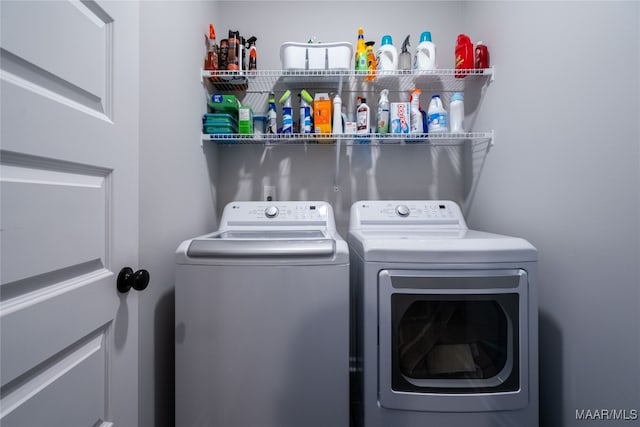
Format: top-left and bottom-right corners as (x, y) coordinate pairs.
(378, 269), (530, 412)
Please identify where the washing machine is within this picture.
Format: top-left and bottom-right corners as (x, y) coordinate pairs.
(175, 201), (349, 427)
(348, 200), (538, 427)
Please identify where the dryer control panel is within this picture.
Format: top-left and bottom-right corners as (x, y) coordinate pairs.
(350, 200), (467, 229)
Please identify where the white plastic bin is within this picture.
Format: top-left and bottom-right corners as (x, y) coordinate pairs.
(280, 42), (353, 70)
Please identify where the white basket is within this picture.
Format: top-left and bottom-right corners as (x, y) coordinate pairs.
(280, 42), (353, 71)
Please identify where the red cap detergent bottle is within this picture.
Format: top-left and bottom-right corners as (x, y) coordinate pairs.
(455, 34), (473, 78)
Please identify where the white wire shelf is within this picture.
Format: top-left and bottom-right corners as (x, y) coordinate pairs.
(202, 68), (494, 93)
(202, 131), (493, 146)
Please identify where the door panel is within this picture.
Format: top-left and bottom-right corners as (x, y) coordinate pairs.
(1, 1), (139, 425)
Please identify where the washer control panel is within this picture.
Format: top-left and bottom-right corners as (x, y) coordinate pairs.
(351, 200), (467, 229)
(221, 201), (332, 226)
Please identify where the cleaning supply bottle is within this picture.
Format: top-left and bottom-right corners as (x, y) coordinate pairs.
(246, 36), (257, 70)
(414, 31), (437, 71)
(455, 33), (473, 78)
(333, 93), (343, 134)
(266, 92), (277, 134)
(410, 89), (423, 133)
(427, 94), (448, 133)
(299, 89), (313, 134)
(204, 24), (219, 71)
(227, 30), (239, 70)
(398, 35), (411, 71)
(376, 89), (390, 134)
(355, 27), (367, 71)
(376, 35), (398, 71)
(279, 90), (293, 134)
(365, 41), (377, 81)
(357, 97), (371, 134)
(449, 92), (465, 133)
(474, 41), (490, 69)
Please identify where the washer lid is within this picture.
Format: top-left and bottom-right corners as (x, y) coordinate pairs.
(176, 229), (349, 266)
(187, 231), (335, 258)
(348, 229), (537, 263)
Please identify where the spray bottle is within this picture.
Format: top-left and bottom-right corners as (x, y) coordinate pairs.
(246, 36), (257, 70)
(398, 35), (411, 71)
(410, 89), (423, 133)
(376, 89), (390, 134)
(204, 24), (219, 71)
(299, 89), (313, 134)
(355, 27), (367, 71)
(279, 90), (293, 134)
(266, 92), (277, 134)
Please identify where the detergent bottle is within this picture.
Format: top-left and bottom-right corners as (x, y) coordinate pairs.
(376, 35), (398, 71)
(427, 94), (448, 133)
(279, 90), (293, 134)
(398, 35), (411, 71)
(355, 27), (367, 71)
(409, 89), (423, 133)
(365, 41), (377, 81)
(455, 34), (474, 78)
(414, 31), (437, 71)
(474, 41), (490, 69)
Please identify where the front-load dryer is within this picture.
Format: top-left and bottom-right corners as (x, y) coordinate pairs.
(348, 200), (538, 427)
(175, 201), (349, 427)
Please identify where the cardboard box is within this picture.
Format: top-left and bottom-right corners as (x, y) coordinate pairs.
(313, 93), (332, 134)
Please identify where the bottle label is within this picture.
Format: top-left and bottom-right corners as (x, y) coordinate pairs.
(282, 107), (293, 133)
(300, 106), (311, 133)
(428, 112), (448, 132)
(377, 107), (389, 133)
(357, 107), (369, 133)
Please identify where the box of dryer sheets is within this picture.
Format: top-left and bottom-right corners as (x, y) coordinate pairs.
(314, 93), (332, 135)
(390, 102), (410, 134)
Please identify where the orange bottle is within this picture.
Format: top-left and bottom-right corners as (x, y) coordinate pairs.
(365, 41), (376, 81)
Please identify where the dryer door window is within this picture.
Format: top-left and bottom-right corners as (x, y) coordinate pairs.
(377, 269), (530, 412)
(393, 294), (518, 392)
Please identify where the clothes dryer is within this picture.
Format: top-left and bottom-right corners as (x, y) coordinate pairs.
(175, 201), (349, 427)
(348, 200), (538, 427)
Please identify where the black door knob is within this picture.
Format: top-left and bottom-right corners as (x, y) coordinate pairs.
(117, 267), (150, 293)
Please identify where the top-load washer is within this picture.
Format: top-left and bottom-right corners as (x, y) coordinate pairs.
(175, 201), (349, 427)
(348, 200), (538, 427)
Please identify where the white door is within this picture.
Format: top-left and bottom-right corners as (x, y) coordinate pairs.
(1, 1), (140, 426)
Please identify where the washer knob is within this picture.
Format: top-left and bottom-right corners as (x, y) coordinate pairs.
(264, 206), (279, 218)
(395, 205), (410, 217)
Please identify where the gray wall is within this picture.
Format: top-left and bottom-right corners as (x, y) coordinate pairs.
(465, 2), (640, 426)
(139, 2), (217, 426)
(138, 1), (640, 426)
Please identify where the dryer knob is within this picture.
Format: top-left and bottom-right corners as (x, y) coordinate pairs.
(395, 205), (410, 217)
(265, 206), (279, 218)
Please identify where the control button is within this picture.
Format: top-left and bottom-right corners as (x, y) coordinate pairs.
(395, 205), (410, 217)
(264, 206), (279, 218)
